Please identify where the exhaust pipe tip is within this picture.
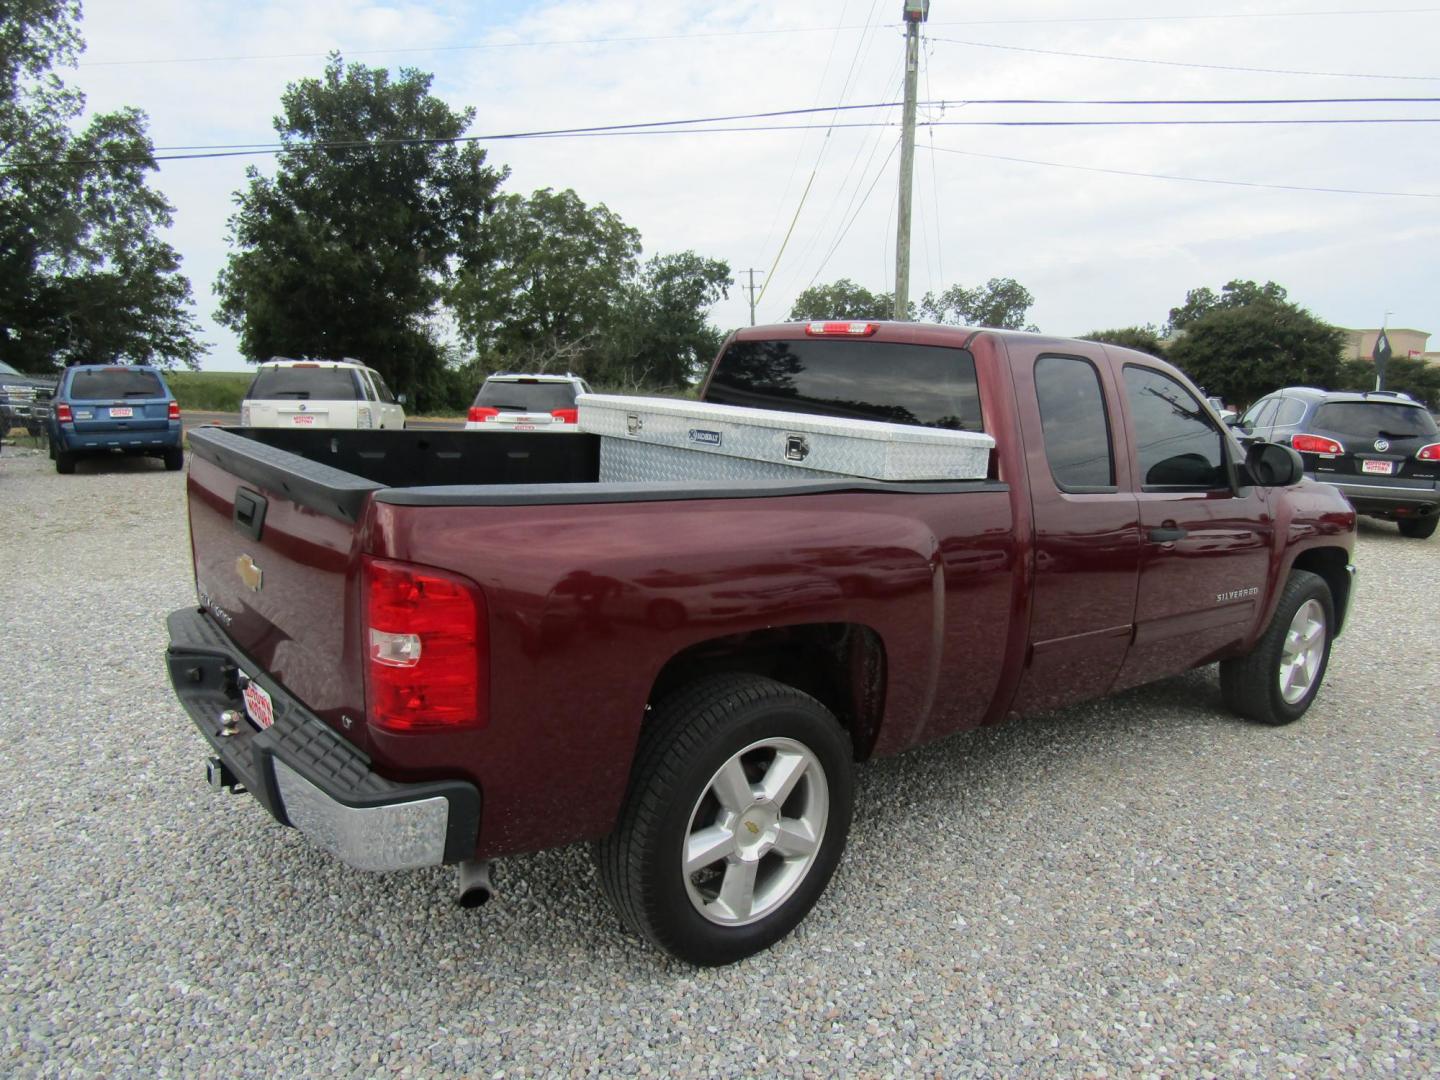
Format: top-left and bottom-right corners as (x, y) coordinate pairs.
(457, 859), (494, 908)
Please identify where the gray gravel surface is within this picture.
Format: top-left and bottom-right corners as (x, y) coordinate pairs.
(1, 445), (1437, 1077)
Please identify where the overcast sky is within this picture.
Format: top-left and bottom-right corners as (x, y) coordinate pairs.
(69, 1), (1440, 371)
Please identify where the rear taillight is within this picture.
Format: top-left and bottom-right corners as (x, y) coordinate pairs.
(363, 557), (487, 732)
(168, 400), (180, 420)
(468, 406), (500, 423)
(55, 403), (72, 422)
(551, 408), (578, 424)
(1291, 433), (1343, 455)
(1418, 443), (1440, 461)
(805, 321), (878, 337)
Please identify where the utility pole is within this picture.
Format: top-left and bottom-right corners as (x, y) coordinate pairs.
(741, 268), (764, 326)
(893, 0), (929, 321)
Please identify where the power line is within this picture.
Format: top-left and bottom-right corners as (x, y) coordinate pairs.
(923, 143), (1440, 199)
(75, 9), (1440, 67)
(929, 37), (1440, 81)
(753, 0), (882, 311)
(9, 107), (1440, 173)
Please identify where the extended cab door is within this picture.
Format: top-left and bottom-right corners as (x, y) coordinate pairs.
(1109, 359), (1274, 690)
(1008, 341), (1142, 714)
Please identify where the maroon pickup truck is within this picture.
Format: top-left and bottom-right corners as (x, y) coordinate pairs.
(167, 322), (1356, 965)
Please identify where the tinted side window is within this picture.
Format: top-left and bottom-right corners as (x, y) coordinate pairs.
(706, 340), (982, 431)
(371, 373), (397, 404)
(1273, 398), (1307, 427)
(69, 369), (164, 399)
(1123, 366), (1228, 489)
(1242, 398), (1277, 428)
(1034, 355), (1114, 490)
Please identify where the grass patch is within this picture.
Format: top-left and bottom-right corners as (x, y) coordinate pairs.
(169, 370), (253, 412)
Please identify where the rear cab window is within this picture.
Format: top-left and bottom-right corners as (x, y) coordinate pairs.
(475, 380), (581, 412)
(246, 367), (361, 400)
(704, 339), (983, 431)
(68, 368), (166, 400)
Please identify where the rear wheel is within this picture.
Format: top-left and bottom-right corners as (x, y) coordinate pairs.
(1397, 515), (1437, 540)
(163, 447), (184, 471)
(595, 674), (854, 966)
(55, 451), (76, 475)
(1220, 569), (1334, 726)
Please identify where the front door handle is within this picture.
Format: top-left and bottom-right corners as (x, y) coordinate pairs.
(1148, 523), (1186, 543)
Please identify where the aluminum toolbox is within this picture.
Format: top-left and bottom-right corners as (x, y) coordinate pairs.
(577, 394), (994, 482)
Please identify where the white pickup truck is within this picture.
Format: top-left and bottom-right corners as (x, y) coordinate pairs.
(240, 359), (406, 430)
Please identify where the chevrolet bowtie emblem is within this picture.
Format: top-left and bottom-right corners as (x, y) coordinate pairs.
(236, 554), (263, 592)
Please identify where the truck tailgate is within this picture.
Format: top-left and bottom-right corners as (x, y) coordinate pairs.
(186, 430), (379, 742)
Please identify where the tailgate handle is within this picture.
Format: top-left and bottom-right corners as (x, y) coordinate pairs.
(233, 488), (268, 541)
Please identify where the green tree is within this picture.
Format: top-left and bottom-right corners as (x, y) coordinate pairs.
(0, 0), (206, 370)
(788, 279), (900, 321)
(1166, 279), (1288, 336)
(1336, 355), (1440, 410)
(215, 54), (503, 408)
(451, 187), (640, 375)
(1081, 326), (1166, 357)
(1168, 299), (1344, 406)
(602, 252), (731, 388)
(920, 277), (1037, 330)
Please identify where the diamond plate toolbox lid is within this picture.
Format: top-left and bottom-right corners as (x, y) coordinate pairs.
(577, 394), (995, 481)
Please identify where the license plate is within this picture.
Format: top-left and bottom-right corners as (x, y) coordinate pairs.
(291, 414), (315, 425)
(109, 406), (133, 418)
(1362, 459), (1394, 475)
(241, 675), (275, 730)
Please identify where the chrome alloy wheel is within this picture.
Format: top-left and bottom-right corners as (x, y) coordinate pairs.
(1279, 598), (1327, 705)
(683, 737), (830, 927)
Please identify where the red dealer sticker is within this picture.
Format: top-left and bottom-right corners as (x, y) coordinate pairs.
(241, 675), (275, 730)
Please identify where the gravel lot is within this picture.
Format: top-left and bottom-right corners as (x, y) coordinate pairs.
(1, 445), (1436, 1077)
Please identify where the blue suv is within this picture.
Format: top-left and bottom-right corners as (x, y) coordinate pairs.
(46, 364), (183, 475)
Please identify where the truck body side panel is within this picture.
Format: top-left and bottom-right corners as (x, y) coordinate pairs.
(373, 488), (1016, 857)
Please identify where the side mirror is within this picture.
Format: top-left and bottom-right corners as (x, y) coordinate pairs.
(1245, 441), (1304, 487)
(396, 393), (408, 405)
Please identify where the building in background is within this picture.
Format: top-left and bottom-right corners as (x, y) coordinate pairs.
(1340, 327), (1439, 367)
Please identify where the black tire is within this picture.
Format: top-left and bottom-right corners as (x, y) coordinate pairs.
(595, 673), (854, 966)
(1397, 515), (1437, 540)
(55, 451), (76, 475)
(1219, 569), (1334, 726)
(163, 447), (184, 471)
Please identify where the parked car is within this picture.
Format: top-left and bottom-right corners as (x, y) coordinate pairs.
(167, 322), (1356, 965)
(45, 364), (183, 474)
(1236, 386), (1439, 538)
(465, 372), (592, 432)
(0, 358), (57, 437)
(241, 359), (406, 430)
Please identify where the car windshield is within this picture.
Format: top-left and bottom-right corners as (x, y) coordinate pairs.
(473, 380), (577, 411)
(0, 359), (21, 376)
(247, 367), (360, 400)
(1312, 402), (1438, 439)
(69, 368), (164, 400)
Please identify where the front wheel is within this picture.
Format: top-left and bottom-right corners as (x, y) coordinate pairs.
(595, 674), (854, 966)
(1220, 569), (1334, 725)
(1397, 515), (1437, 540)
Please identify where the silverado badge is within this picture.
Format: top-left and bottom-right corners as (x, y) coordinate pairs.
(236, 554), (263, 592)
